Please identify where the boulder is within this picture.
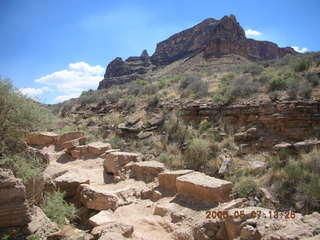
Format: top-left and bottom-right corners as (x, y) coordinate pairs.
(89, 210), (115, 227)
(153, 203), (174, 217)
(137, 131), (153, 139)
(54, 171), (90, 197)
(159, 170), (194, 192)
(147, 114), (165, 127)
(216, 198), (247, 211)
(98, 232), (127, 240)
(57, 132), (84, 146)
(225, 207), (270, 240)
(78, 184), (119, 211)
(0, 168), (31, 227)
(273, 142), (292, 151)
(141, 189), (162, 201)
(27, 132), (58, 146)
(103, 152), (142, 175)
(88, 142), (112, 155)
(218, 155), (232, 176)
(176, 172), (233, 204)
(28, 206), (60, 238)
(127, 160), (165, 182)
(91, 222), (134, 238)
(72, 145), (89, 159)
(249, 161), (266, 173)
(61, 136), (88, 150)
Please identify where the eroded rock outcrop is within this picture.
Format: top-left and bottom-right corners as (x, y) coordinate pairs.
(176, 171), (233, 204)
(180, 100), (320, 152)
(98, 50), (152, 90)
(0, 168), (31, 227)
(98, 15), (295, 90)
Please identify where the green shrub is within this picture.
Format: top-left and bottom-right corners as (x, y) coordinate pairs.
(0, 78), (56, 154)
(239, 63), (264, 75)
(212, 74), (234, 104)
(159, 152), (182, 169)
(184, 138), (211, 170)
(127, 83), (140, 96)
(230, 76), (260, 98)
(163, 113), (192, 144)
(107, 134), (126, 149)
(199, 119), (211, 133)
(267, 149), (320, 212)
(0, 154), (45, 184)
(233, 175), (257, 197)
(268, 77), (287, 91)
(179, 74), (208, 98)
(41, 191), (76, 225)
(292, 58), (312, 72)
(106, 90), (121, 103)
(147, 95), (160, 109)
(306, 72), (320, 87)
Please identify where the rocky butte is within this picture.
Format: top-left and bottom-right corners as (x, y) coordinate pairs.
(98, 14), (296, 90)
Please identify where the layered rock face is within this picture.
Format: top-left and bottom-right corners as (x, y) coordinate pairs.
(151, 15), (296, 65)
(0, 168), (31, 227)
(98, 50), (151, 90)
(98, 15), (295, 90)
(179, 100), (320, 152)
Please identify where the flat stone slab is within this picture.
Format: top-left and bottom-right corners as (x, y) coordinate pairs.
(78, 184), (119, 211)
(88, 142), (112, 155)
(159, 170), (194, 192)
(27, 132), (59, 145)
(54, 171), (90, 197)
(128, 160), (165, 182)
(61, 136), (89, 150)
(91, 222), (134, 238)
(176, 172), (233, 204)
(89, 210), (115, 227)
(104, 152), (142, 175)
(57, 131), (84, 145)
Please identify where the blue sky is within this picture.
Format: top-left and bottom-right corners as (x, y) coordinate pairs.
(1, 0), (319, 103)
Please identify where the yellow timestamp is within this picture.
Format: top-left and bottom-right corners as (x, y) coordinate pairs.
(206, 210), (296, 219)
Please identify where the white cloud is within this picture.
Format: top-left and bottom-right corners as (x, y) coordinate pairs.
(292, 46), (308, 53)
(54, 93), (80, 102)
(19, 87), (49, 97)
(245, 29), (262, 37)
(35, 61), (104, 103)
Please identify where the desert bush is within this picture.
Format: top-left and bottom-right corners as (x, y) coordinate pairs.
(184, 138), (211, 170)
(239, 63), (264, 75)
(179, 74), (208, 98)
(213, 74), (260, 103)
(306, 72), (320, 87)
(142, 84), (159, 95)
(41, 191), (76, 225)
(267, 149), (320, 212)
(106, 90), (121, 103)
(107, 134), (126, 149)
(0, 154), (45, 184)
(127, 83), (140, 96)
(233, 175), (257, 197)
(159, 151), (182, 169)
(147, 94), (160, 109)
(163, 113), (192, 145)
(199, 119), (211, 133)
(79, 89), (105, 105)
(230, 76), (260, 98)
(291, 57), (312, 72)
(268, 77), (288, 91)
(212, 74), (234, 104)
(0, 78), (56, 155)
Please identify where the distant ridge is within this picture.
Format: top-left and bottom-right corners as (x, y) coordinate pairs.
(98, 15), (296, 90)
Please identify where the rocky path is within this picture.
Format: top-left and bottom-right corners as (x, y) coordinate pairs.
(18, 131), (320, 240)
